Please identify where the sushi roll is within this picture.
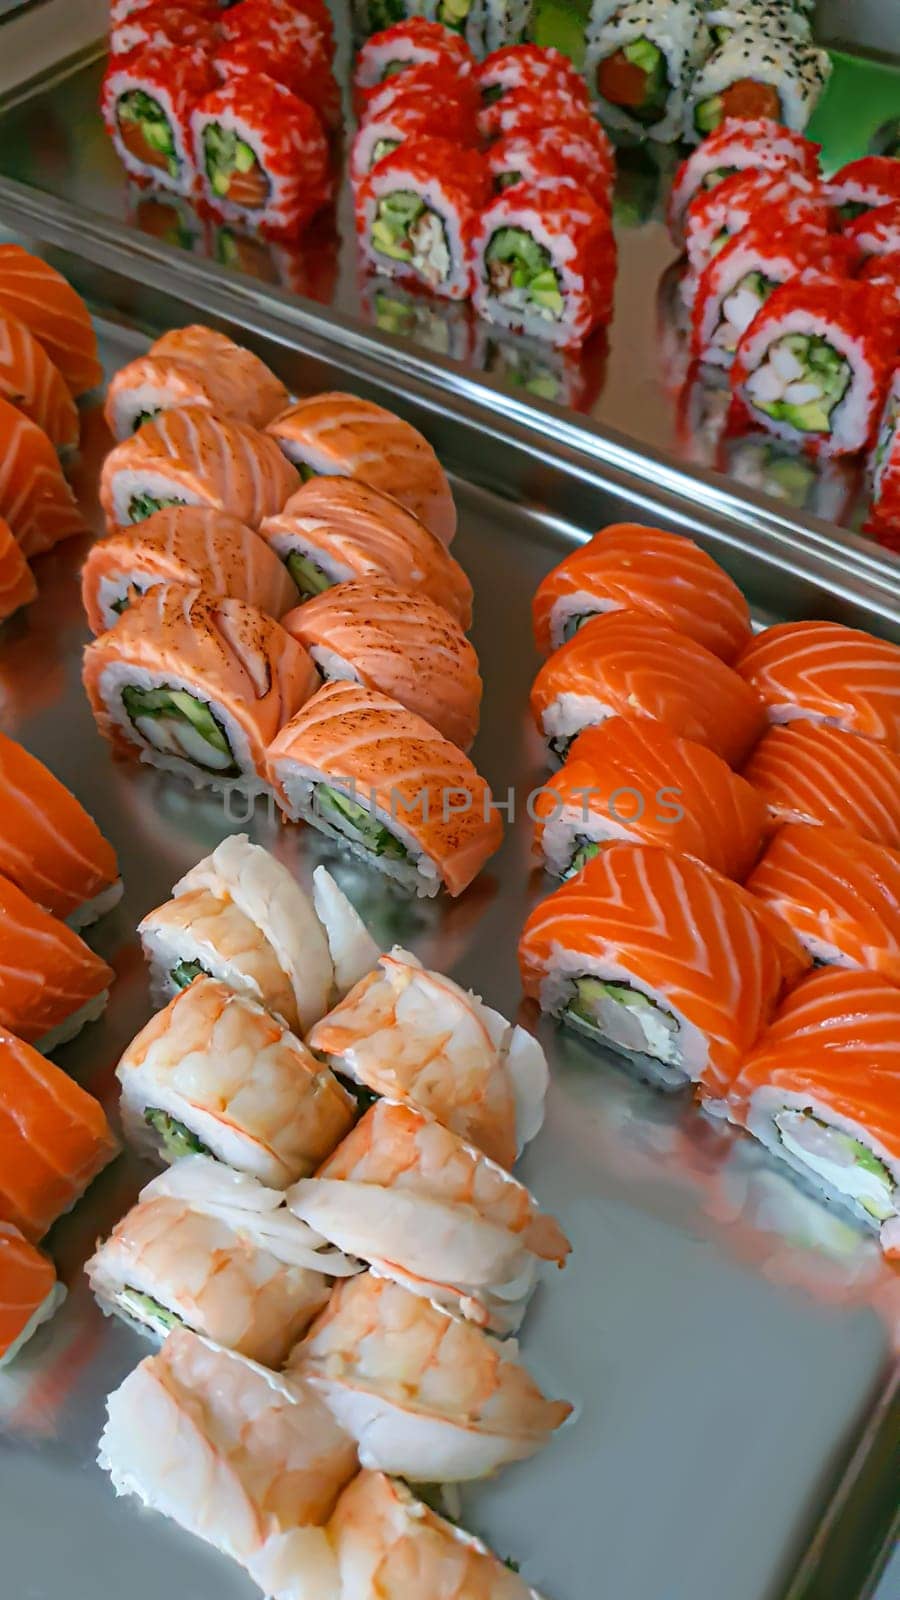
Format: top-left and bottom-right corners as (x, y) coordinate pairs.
(718, 967), (900, 1237)
(471, 181), (616, 349)
(290, 1273), (571, 1481)
(486, 122), (615, 206)
(98, 1328), (358, 1567)
(682, 166), (828, 297)
(690, 220), (841, 368)
(735, 620), (900, 749)
(353, 18), (475, 102)
(667, 115), (821, 242)
(192, 78), (331, 239)
(827, 156), (900, 224)
(306, 947), (548, 1166)
(518, 843), (789, 1094)
(250, 1471), (543, 1600)
(101, 46), (214, 195)
(0, 879), (113, 1052)
(869, 368), (900, 531)
(860, 250), (900, 312)
(530, 609), (766, 765)
(702, 0), (811, 46)
(730, 278), (898, 458)
(534, 716), (766, 880)
(220, 0), (334, 61)
(0, 1027), (118, 1240)
(259, 479), (470, 621)
(105, 325), (289, 440)
(0, 519), (36, 625)
(0, 309), (79, 453)
(116, 976), (356, 1183)
(349, 90), (478, 189)
(423, 0), (535, 57)
(0, 1225), (65, 1367)
(110, 2), (219, 55)
(289, 1099), (570, 1335)
(282, 578), (482, 749)
(213, 35), (342, 135)
(844, 201), (900, 262)
(743, 723), (900, 849)
(0, 244), (103, 398)
(532, 520), (751, 659)
(475, 43), (591, 140)
(746, 823), (900, 978)
(353, 0), (425, 43)
(86, 1156), (357, 1361)
(139, 833), (377, 1028)
(265, 396), (457, 548)
(82, 586), (318, 794)
(266, 680), (504, 897)
(81, 505), (298, 634)
(0, 395), (84, 559)
(585, 0), (710, 144)
(100, 404), (300, 531)
(684, 27), (831, 142)
(0, 731), (121, 927)
(355, 136), (490, 302)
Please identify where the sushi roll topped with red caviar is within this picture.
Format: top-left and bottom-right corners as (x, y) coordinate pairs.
(486, 124), (615, 206)
(353, 18), (475, 105)
(476, 43), (590, 139)
(356, 137), (489, 302)
(668, 116), (821, 240)
(192, 77), (331, 238)
(102, 45), (215, 195)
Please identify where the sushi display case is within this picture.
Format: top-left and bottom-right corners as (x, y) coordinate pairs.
(0, 231), (898, 1600)
(0, 24), (900, 569)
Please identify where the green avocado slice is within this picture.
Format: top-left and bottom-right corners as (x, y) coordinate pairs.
(144, 1107), (213, 1161)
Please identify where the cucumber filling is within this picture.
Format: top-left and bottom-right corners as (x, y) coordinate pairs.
(371, 190), (451, 287)
(371, 137), (400, 168)
(315, 782), (409, 860)
(132, 408), (160, 431)
(714, 269), (777, 352)
(144, 1107), (213, 1162)
(701, 164), (739, 191)
(561, 611), (593, 643)
(381, 60), (407, 80)
(695, 94), (724, 135)
(170, 958), (208, 990)
(117, 90), (179, 180)
(775, 1110), (896, 1221)
(203, 122), (267, 204)
(745, 333), (852, 433)
(563, 976), (680, 1063)
(298, 462), (319, 483)
(481, 83), (505, 106)
(837, 200), (869, 223)
(128, 493), (185, 523)
(566, 839), (601, 877)
(118, 1286), (184, 1334)
(495, 169), (523, 192)
(286, 549), (332, 599)
(437, 0), (471, 31)
(121, 683), (238, 775)
(485, 227), (563, 321)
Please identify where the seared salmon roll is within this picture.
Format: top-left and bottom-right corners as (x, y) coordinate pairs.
(742, 723), (900, 848)
(719, 967), (900, 1241)
(735, 619), (900, 750)
(533, 520), (751, 658)
(0, 308), (79, 454)
(81, 506), (297, 633)
(82, 585), (319, 794)
(531, 609), (766, 765)
(535, 716), (766, 880)
(100, 404), (300, 531)
(266, 392), (456, 546)
(192, 77), (331, 239)
(101, 45), (214, 194)
(105, 325), (288, 439)
(267, 680), (503, 897)
(519, 843), (788, 1094)
(355, 136), (490, 303)
(117, 976), (356, 1184)
(259, 480), (471, 623)
(282, 578), (481, 749)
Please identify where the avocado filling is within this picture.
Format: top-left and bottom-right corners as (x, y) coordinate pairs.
(563, 976), (681, 1065)
(202, 122), (267, 204)
(144, 1107), (214, 1162)
(713, 269), (778, 354)
(117, 90), (179, 180)
(745, 333), (852, 433)
(485, 227), (563, 321)
(701, 164), (739, 192)
(371, 137), (400, 168)
(695, 94), (725, 135)
(118, 1287), (184, 1334)
(128, 493), (185, 523)
(561, 611), (593, 643)
(482, 83), (505, 106)
(286, 549), (332, 599)
(567, 839), (601, 877)
(121, 684), (238, 775)
(170, 958), (208, 990)
(597, 38), (670, 126)
(775, 1110), (896, 1221)
(371, 190), (451, 287)
(381, 60), (407, 80)
(437, 0), (471, 32)
(369, 0), (404, 30)
(495, 169), (523, 192)
(837, 199), (869, 223)
(132, 408), (160, 431)
(315, 782), (409, 860)
(489, 346), (559, 400)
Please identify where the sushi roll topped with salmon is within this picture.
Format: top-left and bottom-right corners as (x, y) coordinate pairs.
(742, 722), (900, 848)
(0, 1225), (65, 1367)
(105, 325), (289, 440)
(735, 619), (900, 750)
(0, 245), (102, 397)
(0, 879), (114, 1052)
(353, 18), (475, 103)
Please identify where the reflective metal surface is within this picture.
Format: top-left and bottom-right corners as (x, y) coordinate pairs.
(1, 34), (900, 567)
(0, 284), (897, 1600)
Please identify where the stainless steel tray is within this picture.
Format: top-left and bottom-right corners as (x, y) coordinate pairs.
(0, 239), (897, 1600)
(0, 27), (899, 570)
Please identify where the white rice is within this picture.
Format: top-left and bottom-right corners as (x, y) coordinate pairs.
(540, 692), (614, 757)
(66, 879), (124, 931)
(36, 991), (109, 1056)
(95, 571), (162, 631)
